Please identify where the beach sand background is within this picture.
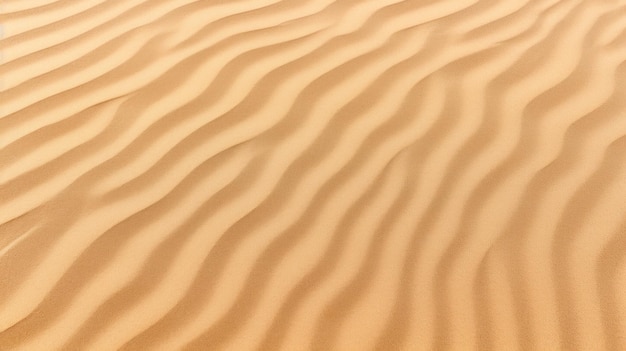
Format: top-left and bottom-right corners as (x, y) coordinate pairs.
(1, 0), (626, 350)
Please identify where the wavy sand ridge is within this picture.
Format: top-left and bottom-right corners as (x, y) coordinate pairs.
(1, 0), (626, 350)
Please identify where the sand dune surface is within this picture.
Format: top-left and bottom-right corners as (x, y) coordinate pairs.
(1, 0), (626, 350)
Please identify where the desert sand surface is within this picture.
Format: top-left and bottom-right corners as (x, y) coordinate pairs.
(1, 0), (626, 350)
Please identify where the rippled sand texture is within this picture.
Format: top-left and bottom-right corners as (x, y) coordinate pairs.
(2, 0), (626, 350)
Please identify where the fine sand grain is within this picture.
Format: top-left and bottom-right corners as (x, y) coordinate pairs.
(1, 0), (626, 350)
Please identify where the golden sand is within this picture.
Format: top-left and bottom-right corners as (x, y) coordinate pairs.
(1, 0), (626, 350)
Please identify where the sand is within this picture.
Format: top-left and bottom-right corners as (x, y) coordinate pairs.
(1, 0), (626, 350)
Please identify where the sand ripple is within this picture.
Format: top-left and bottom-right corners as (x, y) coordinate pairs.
(1, 0), (626, 350)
